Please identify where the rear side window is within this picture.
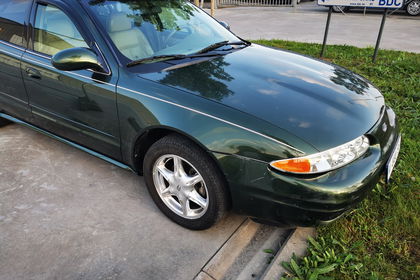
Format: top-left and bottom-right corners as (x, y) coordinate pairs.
(0, 0), (32, 47)
(33, 4), (88, 56)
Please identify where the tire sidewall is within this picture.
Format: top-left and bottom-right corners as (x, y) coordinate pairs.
(143, 135), (227, 230)
(407, 0), (420, 16)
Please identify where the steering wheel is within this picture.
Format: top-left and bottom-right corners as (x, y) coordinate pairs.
(164, 25), (194, 47)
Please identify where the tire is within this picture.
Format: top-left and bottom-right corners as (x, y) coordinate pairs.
(143, 134), (229, 230)
(406, 0), (420, 16)
(0, 117), (11, 127)
(332, 6), (349, 13)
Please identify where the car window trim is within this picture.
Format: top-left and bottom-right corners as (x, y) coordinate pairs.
(0, 42), (26, 62)
(78, 0), (127, 68)
(0, 40), (27, 52)
(28, 0), (112, 76)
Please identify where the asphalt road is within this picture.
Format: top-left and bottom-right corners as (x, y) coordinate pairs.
(212, 1), (420, 53)
(0, 124), (246, 280)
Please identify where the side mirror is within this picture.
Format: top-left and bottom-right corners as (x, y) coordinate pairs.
(219, 21), (230, 31)
(51, 47), (103, 72)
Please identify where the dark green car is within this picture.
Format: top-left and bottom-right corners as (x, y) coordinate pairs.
(0, 0), (400, 230)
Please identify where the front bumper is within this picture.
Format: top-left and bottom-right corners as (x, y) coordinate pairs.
(214, 107), (400, 227)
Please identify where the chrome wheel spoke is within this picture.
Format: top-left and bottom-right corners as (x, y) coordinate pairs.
(188, 190), (207, 209)
(173, 156), (187, 177)
(180, 196), (190, 216)
(161, 186), (172, 197)
(184, 174), (202, 187)
(156, 164), (174, 184)
(153, 154), (209, 219)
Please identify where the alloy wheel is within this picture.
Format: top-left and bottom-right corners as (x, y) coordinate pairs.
(152, 154), (209, 219)
(407, 0), (420, 16)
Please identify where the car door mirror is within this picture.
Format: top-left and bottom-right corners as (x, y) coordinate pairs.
(51, 48), (103, 72)
(219, 21), (230, 31)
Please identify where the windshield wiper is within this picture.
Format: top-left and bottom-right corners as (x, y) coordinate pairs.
(127, 54), (187, 67)
(196, 40), (229, 54)
(196, 40), (250, 54)
(126, 40), (251, 67)
(126, 52), (225, 68)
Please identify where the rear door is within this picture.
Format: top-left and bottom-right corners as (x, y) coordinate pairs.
(0, 0), (32, 121)
(21, 0), (121, 160)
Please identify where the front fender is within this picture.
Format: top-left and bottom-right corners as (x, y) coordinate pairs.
(116, 75), (317, 167)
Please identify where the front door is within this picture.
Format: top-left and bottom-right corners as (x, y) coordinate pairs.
(21, 1), (121, 160)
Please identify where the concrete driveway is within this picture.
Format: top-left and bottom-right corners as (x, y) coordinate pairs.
(212, 1), (420, 53)
(0, 124), (246, 280)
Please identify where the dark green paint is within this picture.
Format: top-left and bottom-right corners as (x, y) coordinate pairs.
(0, 0), (400, 226)
(139, 44), (386, 151)
(51, 47), (103, 72)
(0, 44), (31, 121)
(213, 106), (399, 225)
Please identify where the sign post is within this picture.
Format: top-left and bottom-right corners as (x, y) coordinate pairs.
(317, 0), (404, 62)
(373, 8), (388, 62)
(320, 6), (333, 57)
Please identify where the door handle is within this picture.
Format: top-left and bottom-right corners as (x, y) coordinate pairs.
(26, 67), (41, 79)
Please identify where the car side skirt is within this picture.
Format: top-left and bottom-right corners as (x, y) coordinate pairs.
(0, 113), (134, 172)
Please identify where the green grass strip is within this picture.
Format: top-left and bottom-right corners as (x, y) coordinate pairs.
(253, 40), (420, 280)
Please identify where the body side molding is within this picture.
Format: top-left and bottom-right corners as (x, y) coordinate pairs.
(0, 113), (134, 172)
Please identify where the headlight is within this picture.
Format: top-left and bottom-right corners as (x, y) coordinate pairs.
(270, 135), (370, 174)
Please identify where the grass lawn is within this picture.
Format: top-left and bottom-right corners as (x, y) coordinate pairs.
(253, 40), (420, 280)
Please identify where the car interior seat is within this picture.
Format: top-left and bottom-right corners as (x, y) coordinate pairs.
(107, 12), (154, 60)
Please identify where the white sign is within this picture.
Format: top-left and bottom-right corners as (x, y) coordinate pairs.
(318, 0), (404, 8)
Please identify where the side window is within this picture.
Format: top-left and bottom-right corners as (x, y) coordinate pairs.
(34, 4), (88, 56)
(0, 0), (32, 47)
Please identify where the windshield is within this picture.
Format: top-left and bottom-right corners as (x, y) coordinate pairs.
(83, 0), (240, 62)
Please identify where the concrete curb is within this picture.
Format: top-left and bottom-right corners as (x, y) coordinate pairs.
(197, 219), (261, 280)
(235, 227), (286, 280)
(260, 227), (316, 280)
(193, 219), (314, 280)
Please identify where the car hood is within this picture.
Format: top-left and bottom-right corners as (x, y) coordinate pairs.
(138, 44), (385, 151)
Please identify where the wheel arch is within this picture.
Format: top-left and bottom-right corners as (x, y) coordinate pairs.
(133, 127), (227, 181)
(132, 126), (233, 208)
